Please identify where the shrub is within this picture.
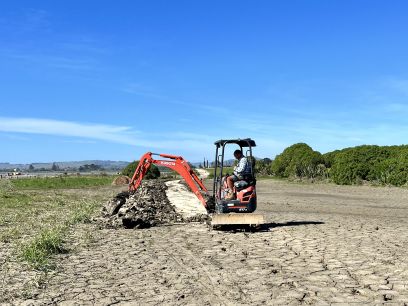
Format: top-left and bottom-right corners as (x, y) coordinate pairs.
(373, 153), (408, 186)
(322, 150), (342, 168)
(255, 158), (272, 175)
(121, 161), (160, 179)
(329, 145), (408, 185)
(271, 143), (324, 178)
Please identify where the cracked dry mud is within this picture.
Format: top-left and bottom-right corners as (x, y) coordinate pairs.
(18, 181), (408, 305)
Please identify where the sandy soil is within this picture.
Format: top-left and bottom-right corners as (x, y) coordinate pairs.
(15, 180), (408, 305)
(165, 180), (207, 218)
(195, 168), (210, 180)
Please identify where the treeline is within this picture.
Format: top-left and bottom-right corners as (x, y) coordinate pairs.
(255, 143), (408, 187)
(121, 161), (160, 179)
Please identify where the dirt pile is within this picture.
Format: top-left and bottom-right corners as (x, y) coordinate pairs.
(111, 175), (130, 186)
(102, 181), (189, 229)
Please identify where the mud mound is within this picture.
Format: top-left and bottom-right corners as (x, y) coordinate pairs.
(111, 175), (130, 186)
(102, 181), (184, 229)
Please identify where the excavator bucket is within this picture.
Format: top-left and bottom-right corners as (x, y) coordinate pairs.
(211, 213), (265, 226)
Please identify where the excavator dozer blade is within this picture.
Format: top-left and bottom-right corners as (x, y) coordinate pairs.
(211, 213), (265, 226)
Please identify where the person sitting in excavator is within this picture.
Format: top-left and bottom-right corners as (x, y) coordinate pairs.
(225, 149), (251, 200)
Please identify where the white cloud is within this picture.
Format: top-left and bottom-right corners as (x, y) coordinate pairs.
(0, 117), (153, 146)
(0, 117), (221, 160)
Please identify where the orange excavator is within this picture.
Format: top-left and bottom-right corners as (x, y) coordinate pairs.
(129, 138), (264, 226)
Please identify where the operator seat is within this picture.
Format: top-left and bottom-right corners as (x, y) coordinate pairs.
(233, 174), (255, 191)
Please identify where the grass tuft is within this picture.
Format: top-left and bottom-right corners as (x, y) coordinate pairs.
(0, 179), (14, 197)
(20, 228), (67, 271)
(19, 198), (100, 270)
(69, 200), (98, 224)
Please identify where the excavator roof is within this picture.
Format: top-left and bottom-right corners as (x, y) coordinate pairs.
(214, 138), (256, 147)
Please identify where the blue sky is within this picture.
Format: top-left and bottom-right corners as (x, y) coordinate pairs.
(1, 1), (408, 163)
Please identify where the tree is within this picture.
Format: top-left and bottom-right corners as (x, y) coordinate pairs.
(121, 161), (160, 179)
(374, 155), (408, 186)
(271, 143), (324, 178)
(330, 145), (391, 185)
(51, 162), (60, 171)
(330, 145), (408, 185)
(28, 164), (35, 172)
(255, 158), (273, 175)
(79, 164), (103, 172)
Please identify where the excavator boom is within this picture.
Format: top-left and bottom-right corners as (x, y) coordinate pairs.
(129, 152), (209, 209)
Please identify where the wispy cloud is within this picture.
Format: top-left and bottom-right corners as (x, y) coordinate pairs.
(122, 83), (166, 99)
(0, 117), (220, 157)
(0, 117), (150, 146)
(121, 82), (230, 115)
(1, 50), (97, 71)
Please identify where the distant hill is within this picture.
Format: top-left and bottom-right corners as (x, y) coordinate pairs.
(0, 156), (266, 172)
(0, 160), (130, 171)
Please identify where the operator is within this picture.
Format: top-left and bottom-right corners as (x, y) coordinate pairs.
(225, 149), (251, 200)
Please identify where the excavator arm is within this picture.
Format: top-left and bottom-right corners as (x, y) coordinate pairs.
(129, 152), (209, 209)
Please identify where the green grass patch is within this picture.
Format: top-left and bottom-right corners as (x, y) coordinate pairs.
(0, 192), (34, 208)
(257, 175), (277, 180)
(68, 199), (99, 224)
(1, 175), (119, 270)
(20, 227), (67, 271)
(1, 227), (21, 243)
(11, 175), (113, 190)
(204, 167), (234, 179)
(19, 199), (100, 270)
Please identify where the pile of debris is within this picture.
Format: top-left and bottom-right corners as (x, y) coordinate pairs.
(102, 181), (206, 229)
(111, 175), (130, 186)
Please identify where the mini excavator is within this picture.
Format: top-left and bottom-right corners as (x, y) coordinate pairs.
(129, 138), (264, 226)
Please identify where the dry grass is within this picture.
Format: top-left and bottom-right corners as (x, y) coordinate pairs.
(0, 179), (123, 302)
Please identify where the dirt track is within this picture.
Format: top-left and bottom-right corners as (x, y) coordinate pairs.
(23, 180), (408, 305)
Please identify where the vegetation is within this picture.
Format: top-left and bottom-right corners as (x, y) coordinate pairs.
(20, 227), (66, 270)
(329, 145), (408, 186)
(205, 166), (235, 179)
(271, 143), (326, 179)
(19, 197), (100, 270)
(51, 162), (60, 171)
(78, 163), (104, 172)
(255, 158), (273, 176)
(11, 175), (113, 190)
(1, 177), (115, 273)
(0, 179), (14, 196)
(267, 143), (408, 187)
(121, 160), (160, 179)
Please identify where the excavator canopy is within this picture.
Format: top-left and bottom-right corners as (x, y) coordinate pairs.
(214, 138), (256, 148)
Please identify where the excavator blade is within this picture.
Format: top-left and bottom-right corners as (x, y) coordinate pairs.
(211, 213), (265, 226)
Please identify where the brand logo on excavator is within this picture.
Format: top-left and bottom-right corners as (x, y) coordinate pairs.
(159, 161), (176, 166)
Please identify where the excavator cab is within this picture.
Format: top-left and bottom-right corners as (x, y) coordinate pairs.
(211, 138), (264, 226)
